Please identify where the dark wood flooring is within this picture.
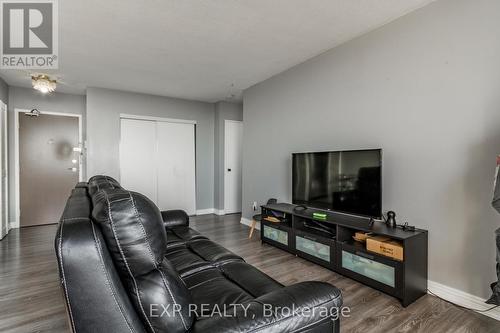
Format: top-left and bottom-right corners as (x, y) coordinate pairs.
(1, 214), (499, 333)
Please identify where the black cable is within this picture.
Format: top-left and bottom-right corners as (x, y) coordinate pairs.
(427, 289), (500, 313)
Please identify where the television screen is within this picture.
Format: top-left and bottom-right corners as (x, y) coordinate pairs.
(292, 149), (382, 218)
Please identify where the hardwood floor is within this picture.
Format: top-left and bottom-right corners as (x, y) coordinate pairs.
(1, 213), (499, 333)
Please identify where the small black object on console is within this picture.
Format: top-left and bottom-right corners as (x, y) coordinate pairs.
(384, 211), (397, 228)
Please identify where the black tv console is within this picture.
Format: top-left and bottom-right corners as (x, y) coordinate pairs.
(260, 203), (428, 307)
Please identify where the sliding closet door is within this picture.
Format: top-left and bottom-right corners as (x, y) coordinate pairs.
(119, 119), (158, 202)
(156, 122), (196, 215)
(120, 118), (196, 215)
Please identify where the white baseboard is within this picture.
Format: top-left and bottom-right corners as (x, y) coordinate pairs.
(428, 280), (500, 321)
(196, 208), (215, 215)
(195, 208), (243, 216)
(240, 217), (260, 231)
(9, 221), (19, 229)
(196, 208), (228, 216)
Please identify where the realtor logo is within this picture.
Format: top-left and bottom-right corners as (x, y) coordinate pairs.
(0, 0), (58, 69)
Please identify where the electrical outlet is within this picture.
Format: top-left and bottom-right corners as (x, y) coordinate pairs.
(252, 202), (257, 211)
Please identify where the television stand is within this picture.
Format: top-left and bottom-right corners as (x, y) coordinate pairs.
(259, 203), (428, 307)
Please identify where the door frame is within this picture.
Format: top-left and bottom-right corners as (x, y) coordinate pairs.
(0, 100), (7, 238)
(13, 108), (83, 228)
(120, 113), (197, 125)
(223, 119), (243, 214)
(119, 113), (197, 213)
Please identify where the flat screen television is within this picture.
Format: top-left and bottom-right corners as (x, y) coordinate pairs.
(292, 149), (382, 219)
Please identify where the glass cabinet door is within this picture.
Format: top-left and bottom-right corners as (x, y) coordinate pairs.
(296, 236), (330, 262)
(342, 250), (395, 287)
(263, 225), (288, 246)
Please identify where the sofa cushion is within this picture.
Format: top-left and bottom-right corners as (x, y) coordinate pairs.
(165, 238), (243, 277)
(165, 245), (213, 277)
(92, 190), (166, 274)
(219, 261), (283, 298)
(169, 226), (206, 242)
(191, 281), (342, 332)
(183, 268), (254, 314)
(188, 238), (242, 263)
(166, 230), (184, 248)
(182, 261), (283, 320)
(92, 188), (194, 333)
(166, 227), (207, 250)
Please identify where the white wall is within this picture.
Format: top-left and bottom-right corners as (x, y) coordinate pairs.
(214, 101), (243, 211)
(7, 87), (86, 223)
(242, 0), (500, 299)
(86, 87), (215, 210)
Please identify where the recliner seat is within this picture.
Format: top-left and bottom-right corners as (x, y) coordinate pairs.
(55, 175), (342, 333)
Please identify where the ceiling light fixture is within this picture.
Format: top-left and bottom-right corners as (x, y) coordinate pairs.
(32, 74), (57, 94)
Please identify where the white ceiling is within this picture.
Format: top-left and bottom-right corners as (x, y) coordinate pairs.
(0, 0), (435, 102)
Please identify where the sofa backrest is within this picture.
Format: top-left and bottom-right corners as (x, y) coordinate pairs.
(55, 185), (146, 333)
(91, 188), (195, 333)
(88, 175), (122, 196)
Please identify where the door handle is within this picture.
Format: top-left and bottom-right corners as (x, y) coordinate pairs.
(227, 168), (232, 172)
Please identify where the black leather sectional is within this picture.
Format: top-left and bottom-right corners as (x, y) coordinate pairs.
(55, 176), (342, 332)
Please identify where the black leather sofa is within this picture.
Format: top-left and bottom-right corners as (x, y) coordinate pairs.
(55, 175), (342, 333)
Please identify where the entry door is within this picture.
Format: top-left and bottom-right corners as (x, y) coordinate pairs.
(19, 114), (80, 227)
(120, 118), (196, 215)
(0, 101), (7, 238)
(224, 120), (243, 214)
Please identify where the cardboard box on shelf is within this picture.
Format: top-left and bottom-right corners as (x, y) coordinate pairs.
(366, 235), (404, 261)
(353, 231), (372, 243)
(264, 216), (281, 223)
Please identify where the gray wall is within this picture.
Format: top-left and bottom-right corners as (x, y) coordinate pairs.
(86, 87), (215, 210)
(242, 0), (500, 299)
(7, 87), (86, 222)
(0, 77), (8, 104)
(214, 101), (243, 211)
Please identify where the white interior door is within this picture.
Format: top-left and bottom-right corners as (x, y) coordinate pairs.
(157, 122), (196, 215)
(0, 101), (7, 239)
(224, 120), (243, 214)
(119, 119), (158, 203)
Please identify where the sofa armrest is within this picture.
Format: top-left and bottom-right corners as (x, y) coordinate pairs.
(192, 281), (342, 333)
(161, 209), (189, 228)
